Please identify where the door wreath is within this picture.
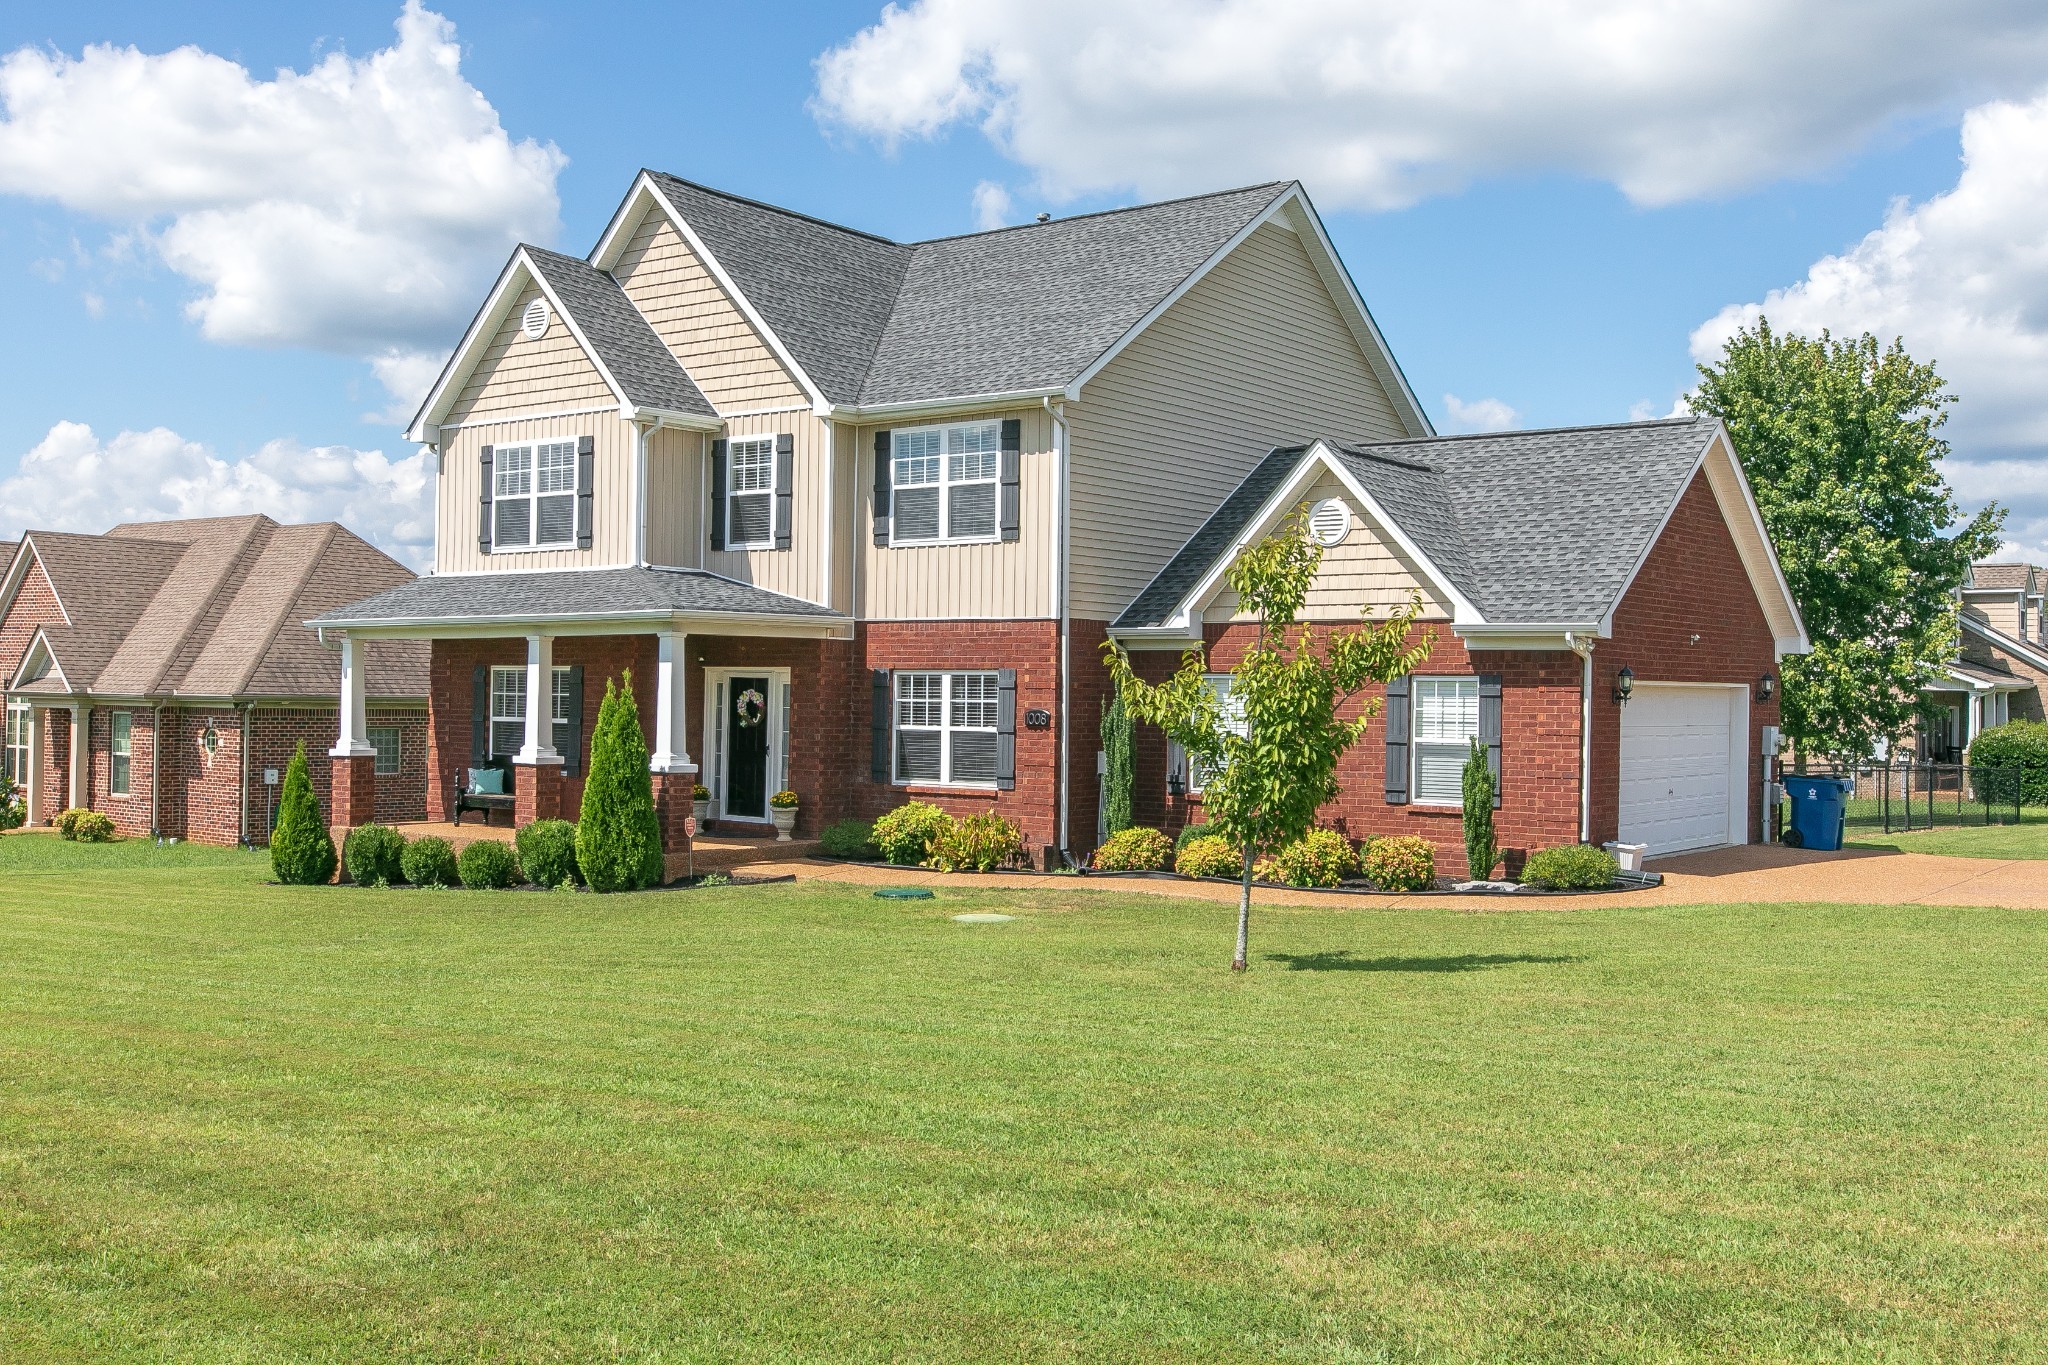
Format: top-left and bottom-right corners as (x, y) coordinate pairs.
(734, 687), (767, 728)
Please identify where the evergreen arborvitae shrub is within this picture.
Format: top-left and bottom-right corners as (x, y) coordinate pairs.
(1101, 685), (1134, 837)
(575, 673), (665, 892)
(516, 819), (581, 887)
(1461, 737), (1499, 880)
(270, 742), (337, 885)
(401, 836), (459, 888)
(343, 824), (407, 886)
(457, 839), (521, 890)
(1968, 720), (2048, 807)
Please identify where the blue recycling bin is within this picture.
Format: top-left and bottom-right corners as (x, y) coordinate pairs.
(1785, 776), (1853, 851)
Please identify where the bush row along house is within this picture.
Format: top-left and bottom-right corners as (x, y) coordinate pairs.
(1917, 561), (2048, 760)
(0, 516), (427, 843)
(308, 169), (1808, 877)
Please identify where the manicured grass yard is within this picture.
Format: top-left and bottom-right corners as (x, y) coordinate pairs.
(1850, 809), (2048, 859)
(2, 835), (2046, 1361)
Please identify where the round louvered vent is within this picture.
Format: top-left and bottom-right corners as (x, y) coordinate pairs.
(520, 298), (550, 339)
(1309, 497), (1350, 547)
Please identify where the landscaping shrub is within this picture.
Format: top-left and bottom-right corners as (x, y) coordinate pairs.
(55, 807), (88, 839)
(1092, 825), (1173, 872)
(927, 811), (1024, 872)
(1969, 720), (2048, 807)
(270, 743), (337, 885)
(1255, 827), (1359, 887)
(58, 808), (116, 842)
(1361, 835), (1435, 891)
(1173, 822), (1214, 854)
(576, 673), (664, 892)
(818, 818), (881, 860)
(0, 784), (24, 832)
(343, 824), (407, 886)
(401, 835), (458, 888)
(516, 819), (581, 887)
(1521, 844), (1619, 891)
(457, 839), (522, 890)
(1174, 834), (1242, 880)
(873, 801), (953, 866)
(1462, 737), (1499, 880)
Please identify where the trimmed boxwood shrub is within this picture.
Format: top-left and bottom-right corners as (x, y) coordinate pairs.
(1521, 844), (1619, 890)
(1969, 720), (2048, 807)
(1174, 834), (1242, 880)
(457, 839), (522, 890)
(873, 801), (953, 866)
(401, 835), (458, 888)
(516, 819), (581, 888)
(818, 818), (881, 860)
(1173, 822), (1214, 854)
(343, 824), (407, 886)
(58, 808), (116, 842)
(927, 811), (1024, 872)
(270, 743), (337, 885)
(1362, 835), (1435, 892)
(576, 673), (665, 893)
(1093, 826), (1173, 872)
(1255, 827), (1359, 887)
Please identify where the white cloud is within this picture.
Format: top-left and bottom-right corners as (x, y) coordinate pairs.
(814, 1), (2048, 210)
(1629, 395), (1694, 423)
(971, 179), (1012, 231)
(1442, 393), (1517, 432)
(0, 421), (436, 568)
(0, 2), (561, 410)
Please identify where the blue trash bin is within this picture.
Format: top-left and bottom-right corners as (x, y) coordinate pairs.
(1785, 776), (1852, 851)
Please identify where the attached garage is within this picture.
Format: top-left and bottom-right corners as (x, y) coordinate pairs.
(1619, 685), (1749, 856)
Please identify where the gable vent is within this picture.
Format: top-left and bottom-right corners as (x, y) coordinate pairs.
(520, 298), (550, 340)
(1309, 497), (1350, 547)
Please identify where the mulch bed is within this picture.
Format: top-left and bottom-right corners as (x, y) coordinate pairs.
(802, 857), (1661, 896)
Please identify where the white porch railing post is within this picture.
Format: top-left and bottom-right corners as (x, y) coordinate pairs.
(516, 634), (560, 764)
(650, 631), (696, 773)
(329, 634), (374, 758)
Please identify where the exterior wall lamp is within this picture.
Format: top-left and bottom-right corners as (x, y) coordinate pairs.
(1756, 673), (1776, 703)
(1613, 665), (1635, 706)
(1167, 766), (1185, 800)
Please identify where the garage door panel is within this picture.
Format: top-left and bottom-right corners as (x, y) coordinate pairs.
(1620, 687), (1739, 857)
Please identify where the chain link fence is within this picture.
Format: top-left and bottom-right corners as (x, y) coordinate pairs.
(1792, 762), (2038, 833)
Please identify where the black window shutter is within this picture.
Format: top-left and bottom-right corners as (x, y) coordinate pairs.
(870, 669), (892, 782)
(575, 436), (595, 550)
(871, 430), (892, 546)
(478, 446), (495, 555)
(997, 668), (1018, 791)
(556, 665), (585, 777)
(1478, 673), (1503, 810)
(773, 432), (794, 551)
(999, 418), (1022, 542)
(1384, 674), (1410, 805)
(709, 438), (728, 552)
(470, 664), (489, 764)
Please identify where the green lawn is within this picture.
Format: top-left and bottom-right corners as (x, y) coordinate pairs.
(2, 837), (2046, 1362)
(1849, 809), (2048, 859)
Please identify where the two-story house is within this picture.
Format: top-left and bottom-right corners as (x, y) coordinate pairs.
(313, 172), (1806, 875)
(1919, 561), (2047, 759)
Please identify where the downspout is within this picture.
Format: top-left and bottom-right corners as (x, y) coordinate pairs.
(150, 702), (162, 840)
(239, 702), (251, 849)
(635, 417), (666, 568)
(1046, 396), (1072, 863)
(818, 415), (835, 610)
(1567, 632), (1593, 844)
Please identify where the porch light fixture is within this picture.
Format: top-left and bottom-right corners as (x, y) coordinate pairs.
(1613, 665), (1635, 706)
(1756, 673), (1776, 703)
(1167, 767), (1185, 800)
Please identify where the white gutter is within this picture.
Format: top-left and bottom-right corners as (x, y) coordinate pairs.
(1047, 395), (1072, 862)
(150, 703), (162, 839)
(238, 702), (251, 849)
(828, 387), (1066, 425)
(819, 415), (836, 610)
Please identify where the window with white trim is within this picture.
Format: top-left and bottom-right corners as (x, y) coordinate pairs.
(1412, 677), (1479, 806)
(891, 420), (999, 544)
(5, 700), (30, 790)
(110, 711), (132, 796)
(1170, 674), (1247, 795)
(725, 435), (776, 549)
(493, 441), (578, 550)
(368, 725), (401, 777)
(490, 666), (573, 759)
(894, 671), (1000, 786)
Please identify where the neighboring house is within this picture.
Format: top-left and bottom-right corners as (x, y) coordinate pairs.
(313, 170), (1805, 874)
(1919, 561), (2047, 759)
(0, 516), (428, 844)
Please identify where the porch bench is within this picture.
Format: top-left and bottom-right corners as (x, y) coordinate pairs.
(453, 758), (516, 826)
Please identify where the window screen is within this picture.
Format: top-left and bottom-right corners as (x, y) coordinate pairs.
(890, 421), (999, 543)
(893, 671), (1001, 786)
(1412, 677), (1479, 805)
(727, 437), (776, 548)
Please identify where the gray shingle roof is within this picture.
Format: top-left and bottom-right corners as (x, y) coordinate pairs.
(643, 174), (1293, 406)
(524, 245), (716, 419)
(1969, 562), (2038, 592)
(1115, 417), (1721, 629)
(312, 566), (846, 628)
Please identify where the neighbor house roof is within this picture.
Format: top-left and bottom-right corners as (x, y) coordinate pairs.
(311, 565), (847, 631)
(1967, 562), (2039, 593)
(522, 245), (717, 420)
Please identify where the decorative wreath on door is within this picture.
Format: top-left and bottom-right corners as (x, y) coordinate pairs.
(734, 687), (767, 728)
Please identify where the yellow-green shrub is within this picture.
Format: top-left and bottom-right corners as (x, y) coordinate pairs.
(1362, 835), (1435, 891)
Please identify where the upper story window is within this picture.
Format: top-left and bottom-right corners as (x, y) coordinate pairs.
(493, 441), (578, 551)
(726, 436), (777, 550)
(892, 420), (999, 544)
(1412, 677), (1478, 806)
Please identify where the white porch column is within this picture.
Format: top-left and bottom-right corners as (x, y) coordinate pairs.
(329, 634), (374, 758)
(650, 630), (696, 773)
(516, 633), (561, 764)
(1965, 691), (1982, 757)
(66, 702), (85, 809)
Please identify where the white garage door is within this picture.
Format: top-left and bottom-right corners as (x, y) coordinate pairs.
(1620, 686), (1741, 856)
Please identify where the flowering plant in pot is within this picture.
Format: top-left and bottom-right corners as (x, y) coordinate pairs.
(768, 789), (799, 840)
(692, 783), (712, 822)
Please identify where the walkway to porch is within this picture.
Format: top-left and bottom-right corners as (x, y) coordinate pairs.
(388, 821), (818, 875)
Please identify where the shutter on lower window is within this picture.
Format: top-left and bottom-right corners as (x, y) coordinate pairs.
(1384, 674), (1410, 805)
(774, 433), (794, 551)
(870, 669), (891, 782)
(872, 430), (892, 545)
(999, 419), (1022, 542)
(1478, 673), (1502, 810)
(575, 436), (595, 550)
(470, 664), (489, 764)
(558, 665), (585, 777)
(997, 668), (1018, 791)
(478, 446), (494, 555)
(709, 439), (728, 552)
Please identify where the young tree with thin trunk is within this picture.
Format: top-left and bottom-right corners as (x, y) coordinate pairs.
(1100, 684), (1134, 838)
(1105, 508), (1430, 971)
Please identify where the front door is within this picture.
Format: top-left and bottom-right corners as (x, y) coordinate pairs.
(724, 675), (772, 820)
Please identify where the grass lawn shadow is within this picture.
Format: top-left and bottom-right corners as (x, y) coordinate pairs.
(1263, 949), (1584, 973)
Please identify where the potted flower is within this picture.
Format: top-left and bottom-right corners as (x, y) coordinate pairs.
(768, 789), (799, 841)
(692, 783), (712, 822)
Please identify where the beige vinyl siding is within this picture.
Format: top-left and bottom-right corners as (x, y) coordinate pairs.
(854, 406), (1055, 620)
(612, 207), (810, 412)
(445, 283), (615, 425)
(1066, 221), (1414, 621)
(1962, 595), (2023, 638)
(436, 415), (636, 574)
(701, 413), (832, 604)
(644, 424), (706, 569)
(1203, 474), (1448, 622)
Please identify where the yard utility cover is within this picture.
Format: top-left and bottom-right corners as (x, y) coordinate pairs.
(951, 913), (1014, 923)
(874, 887), (935, 900)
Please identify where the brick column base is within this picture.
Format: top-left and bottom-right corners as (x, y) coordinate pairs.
(331, 754), (376, 828)
(651, 770), (697, 882)
(514, 760), (564, 826)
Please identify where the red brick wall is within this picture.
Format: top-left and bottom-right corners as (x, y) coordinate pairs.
(159, 708), (244, 843)
(86, 706), (157, 837)
(0, 557), (64, 685)
(38, 705), (72, 821)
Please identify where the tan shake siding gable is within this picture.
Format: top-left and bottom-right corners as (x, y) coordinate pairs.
(436, 415), (637, 574)
(611, 207), (810, 411)
(445, 282), (614, 425)
(1065, 221), (1412, 621)
(1202, 472), (1449, 622)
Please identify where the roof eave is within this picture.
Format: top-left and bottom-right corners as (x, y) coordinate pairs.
(827, 387), (1066, 424)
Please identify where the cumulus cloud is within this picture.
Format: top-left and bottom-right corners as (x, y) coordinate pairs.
(1441, 393), (1518, 433)
(971, 179), (1012, 231)
(814, 0), (2048, 210)
(1691, 90), (2048, 565)
(0, 2), (559, 412)
(0, 421), (436, 567)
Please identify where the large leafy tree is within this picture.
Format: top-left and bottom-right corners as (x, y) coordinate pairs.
(1692, 320), (2004, 761)
(1105, 509), (1429, 971)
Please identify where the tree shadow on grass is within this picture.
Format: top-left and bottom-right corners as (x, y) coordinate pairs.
(1263, 950), (1584, 973)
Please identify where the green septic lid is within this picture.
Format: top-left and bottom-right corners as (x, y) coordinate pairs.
(874, 887), (935, 900)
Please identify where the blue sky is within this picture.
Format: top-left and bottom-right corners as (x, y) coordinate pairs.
(2, 1), (2043, 565)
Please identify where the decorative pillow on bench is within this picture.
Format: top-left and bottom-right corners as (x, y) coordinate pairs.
(466, 767), (507, 796)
